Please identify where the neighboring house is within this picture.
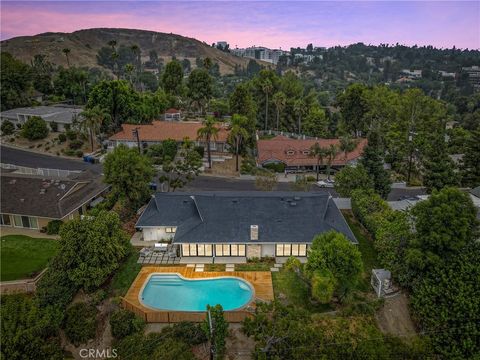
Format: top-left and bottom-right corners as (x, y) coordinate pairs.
(0, 170), (109, 231)
(108, 121), (230, 153)
(257, 135), (367, 171)
(469, 186), (480, 221)
(164, 108), (182, 121)
(136, 192), (357, 263)
(387, 195), (429, 212)
(0, 105), (83, 132)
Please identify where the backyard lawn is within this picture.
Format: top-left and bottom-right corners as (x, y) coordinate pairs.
(108, 248), (142, 296)
(0, 235), (60, 281)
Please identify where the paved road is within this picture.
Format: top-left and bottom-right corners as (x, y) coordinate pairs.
(1, 145), (102, 172)
(2, 145), (426, 200)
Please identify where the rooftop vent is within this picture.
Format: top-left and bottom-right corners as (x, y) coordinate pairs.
(290, 202), (297, 206)
(250, 225), (259, 241)
(294, 196), (301, 201)
(9, 179), (16, 185)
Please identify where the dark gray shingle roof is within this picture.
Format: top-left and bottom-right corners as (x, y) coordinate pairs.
(136, 192), (357, 244)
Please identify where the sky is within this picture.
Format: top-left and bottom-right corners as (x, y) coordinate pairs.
(1, 1), (479, 49)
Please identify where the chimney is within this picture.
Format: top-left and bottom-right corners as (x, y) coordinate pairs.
(250, 225), (258, 241)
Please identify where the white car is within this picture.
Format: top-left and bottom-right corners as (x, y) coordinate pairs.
(316, 179), (335, 188)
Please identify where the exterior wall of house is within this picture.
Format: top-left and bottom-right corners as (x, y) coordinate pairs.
(246, 244), (262, 259)
(0, 213), (47, 230)
(110, 140), (228, 153)
(261, 244), (275, 257)
(143, 227), (177, 242)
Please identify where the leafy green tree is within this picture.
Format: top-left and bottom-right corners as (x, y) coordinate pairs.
(31, 54), (54, 94)
(62, 48), (71, 67)
(302, 105), (329, 138)
(162, 60), (184, 96)
(339, 135), (357, 164)
(261, 78), (273, 130)
(1, 120), (15, 135)
(104, 145), (155, 208)
(336, 83), (369, 136)
(59, 210), (130, 291)
(160, 139), (202, 191)
(0, 52), (32, 111)
(87, 80), (139, 129)
(461, 129), (480, 187)
(255, 169), (277, 191)
(146, 139), (178, 164)
(311, 269), (337, 303)
(110, 309), (145, 339)
(272, 91), (287, 130)
(293, 98), (306, 133)
(152, 338), (195, 360)
(187, 68), (213, 113)
(351, 189), (391, 235)
(80, 105), (109, 152)
(309, 142), (329, 181)
(360, 130), (391, 198)
(228, 114), (250, 172)
(411, 244), (480, 359)
(202, 305), (228, 360)
(422, 135), (458, 193)
(229, 82), (257, 121)
(0, 294), (63, 360)
(21, 115), (49, 140)
(407, 187), (478, 282)
(325, 143), (339, 180)
(334, 165), (374, 197)
(53, 66), (88, 104)
(197, 116), (220, 168)
(305, 231), (363, 301)
(63, 302), (97, 346)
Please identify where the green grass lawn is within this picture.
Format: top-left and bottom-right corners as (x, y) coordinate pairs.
(0, 235), (60, 281)
(272, 270), (333, 313)
(108, 249), (142, 296)
(342, 210), (379, 291)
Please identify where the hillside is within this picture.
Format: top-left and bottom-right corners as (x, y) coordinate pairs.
(0, 28), (253, 75)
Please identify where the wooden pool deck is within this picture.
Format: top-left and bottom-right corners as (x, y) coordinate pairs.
(121, 266), (274, 323)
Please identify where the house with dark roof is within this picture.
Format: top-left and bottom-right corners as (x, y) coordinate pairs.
(108, 121), (230, 153)
(136, 192), (357, 263)
(0, 170), (109, 231)
(257, 135), (367, 171)
(0, 105), (83, 132)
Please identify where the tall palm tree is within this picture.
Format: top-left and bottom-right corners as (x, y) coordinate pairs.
(80, 106), (108, 152)
(197, 116), (220, 169)
(272, 92), (286, 131)
(261, 79), (273, 131)
(124, 63), (135, 85)
(228, 114), (249, 172)
(326, 144), (339, 180)
(62, 48), (71, 67)
(309, 143), (329, 181)
(339, 136), (357, 165)
(293, 99), (306, 134)
(130, 44), (141, 88)
(111, 52), (120, 80)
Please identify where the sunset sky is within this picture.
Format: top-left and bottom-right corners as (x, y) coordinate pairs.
(1, 1), (479, 49)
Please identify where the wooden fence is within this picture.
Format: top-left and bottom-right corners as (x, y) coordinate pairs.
(0, 268), (48, 294)
(121, 297), (252, 323)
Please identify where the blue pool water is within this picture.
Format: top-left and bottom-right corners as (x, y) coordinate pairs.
(141, 274), (254, 311)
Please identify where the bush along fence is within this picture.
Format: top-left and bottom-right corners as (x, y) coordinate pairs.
(351, 189), (412, 285)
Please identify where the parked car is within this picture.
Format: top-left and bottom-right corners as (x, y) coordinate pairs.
(316, 179), (335, 188)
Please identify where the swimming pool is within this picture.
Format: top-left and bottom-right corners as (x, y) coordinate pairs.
(140, 273), (254, 311)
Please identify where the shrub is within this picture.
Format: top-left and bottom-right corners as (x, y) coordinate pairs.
(263, 162), (285, 173)
(306, 175), (316, 182)
(110, 309), (145, 339)
(50, 121), (58, 132)
(21, 116), (49, 140)
(164, 322), (207, 345)
(46, 220), (63, 235)
(75, 150), (83, 158)
(351, 189), (391, 235)
(194, 145), (204, 158)
(1, 120), (15, 135)
(63, 149), (76, 156)
(334, 165), (374, 197)
(58, 133), (67, 143)
(63, 302), (98, 346)
(69, 139), (83, 150)
(284, 256), (302, 272)
(241, 156), (257, 174)
(90, 289), (108, 306)
(66, 129), (77, 141)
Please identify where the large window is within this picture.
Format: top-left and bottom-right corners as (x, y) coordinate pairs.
(165, 227), (177, 233)
(215, 244), (246, 257)
(12, 215), (38, 229)
(182, 244), (213, 257)
(0, 214), (11, 226)
(276, 244), (307, 257)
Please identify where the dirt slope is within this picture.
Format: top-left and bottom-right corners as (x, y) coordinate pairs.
(1, 28), (252, 75)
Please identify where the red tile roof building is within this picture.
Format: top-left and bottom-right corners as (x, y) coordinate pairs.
(257, 135), (367, 168)
(108, 121), (230, 153)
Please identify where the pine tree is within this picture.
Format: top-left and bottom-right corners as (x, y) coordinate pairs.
(461, 129), (480, 187)
(360, 131), (391, 199)
(422, 135), (458, 193)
